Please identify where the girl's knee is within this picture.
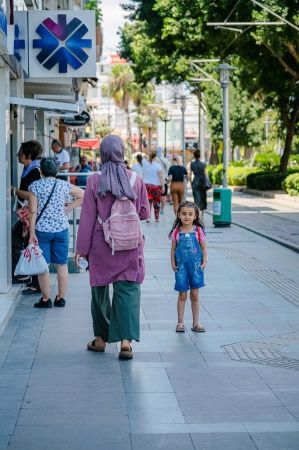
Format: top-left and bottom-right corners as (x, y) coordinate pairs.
(178, 292), (187, 301)
(190, 290), (199, 303)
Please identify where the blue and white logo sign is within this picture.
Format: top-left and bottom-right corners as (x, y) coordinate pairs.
(28, 10), (96, 78)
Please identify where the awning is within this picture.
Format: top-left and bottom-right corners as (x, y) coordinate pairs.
(9, 97), (79, 113)
(72, 138), (100, 150)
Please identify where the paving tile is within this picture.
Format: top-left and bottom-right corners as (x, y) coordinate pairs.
(250, 431), (299, 450)
(8, 426), (131, 450)
(0, 435), (10, 450)
(121, 367), (173, 393)
(131, 433), (194, 450)
(191, 432), (256, 450)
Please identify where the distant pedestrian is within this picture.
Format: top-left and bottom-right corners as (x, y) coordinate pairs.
(51, 139), (70, 181)
(168, 156), (188, 214)
(143, 151), (164, 222)
(76, 156), (93, 188)
(75, 135), (150, 359)
(190, 150), (208, 216)
(29, 157), (84, 309)
(169, 201), (207, 333)
(155, 147), (170, 214)
(131, 154), (143, 178)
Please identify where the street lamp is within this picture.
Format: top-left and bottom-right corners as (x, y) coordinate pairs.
(160, 111), (171, 157)
(148, 119), (153, 153)
(179, 96), (187, 166)
(218, 63), (234, 188)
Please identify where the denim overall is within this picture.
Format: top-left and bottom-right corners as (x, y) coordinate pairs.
(174, 229), (205, 292)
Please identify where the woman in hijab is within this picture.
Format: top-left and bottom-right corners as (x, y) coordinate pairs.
(76, 135), (150, 360)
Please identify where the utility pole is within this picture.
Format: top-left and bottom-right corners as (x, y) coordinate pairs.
(180, 96), (186, 166)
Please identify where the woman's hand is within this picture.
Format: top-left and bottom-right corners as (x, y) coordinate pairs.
(75, 253), (87, 267)
(201, 259), (207, 270)
(29, 234), (38, 246)
(64, 203), (73, 215)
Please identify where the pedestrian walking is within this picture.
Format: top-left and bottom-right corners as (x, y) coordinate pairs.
(143, 151), (164, 222)
(28, 157), (84, 308)
(155, 147), (170, 215)
(75, 135), (150, 359)
(131, 153), (143, 178)
(11, 140), (42, 293)
(190, 150), (208, 216)
(169, 201), (207, 333)
(168, 156), (188, 214)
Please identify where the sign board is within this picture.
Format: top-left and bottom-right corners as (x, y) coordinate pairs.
(28, 10), (96, 78)
(0, 1), (7, 55)
(61, 110), (90, 126)
(14, 11), (28, 74)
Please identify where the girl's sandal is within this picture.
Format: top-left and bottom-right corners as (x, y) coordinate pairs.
(175, 323), (185, 333)
(191, 324), (205, 333)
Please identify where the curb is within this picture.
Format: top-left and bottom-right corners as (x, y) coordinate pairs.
(206, 210), (299, 255)
(0, 286), (22, 337)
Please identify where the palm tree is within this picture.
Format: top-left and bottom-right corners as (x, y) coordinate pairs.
(108, 64), (136, 147)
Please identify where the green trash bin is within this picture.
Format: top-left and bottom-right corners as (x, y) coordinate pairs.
(213, 188), (232, 227)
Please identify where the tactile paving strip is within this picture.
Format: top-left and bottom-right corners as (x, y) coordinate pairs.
(222, 332), (299, 371)
(216, 248), (299, 307)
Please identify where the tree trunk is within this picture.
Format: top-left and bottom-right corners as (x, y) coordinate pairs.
(126, 109), (132, 150)
(209, 143), (219, 165)
(279, 99), (299, 174)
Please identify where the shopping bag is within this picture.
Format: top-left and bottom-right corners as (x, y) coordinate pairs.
(14, 244), (49, 276)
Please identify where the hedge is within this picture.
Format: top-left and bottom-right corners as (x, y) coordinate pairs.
(207, 164), (258, 186)
(282, 173), (299, 196)
(247, 168), (299, 190)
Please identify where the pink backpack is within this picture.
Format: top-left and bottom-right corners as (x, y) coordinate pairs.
(97, 171), (142, 255)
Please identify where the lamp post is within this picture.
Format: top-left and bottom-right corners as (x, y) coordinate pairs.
(218, 63), (233, 188)
(160, 111), (171, 157)
(148, 119), (153, 153)
(212, 62), (233, 227)
(180, 96), (187, 166)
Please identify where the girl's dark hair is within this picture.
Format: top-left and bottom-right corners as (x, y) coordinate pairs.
(136, 154), (143, 165)
(194, 150), (200, 160)
(20, 140), (43, 160)
(40, 157), (59, 177)
(149, 151), (156, 163)
(168, 201), (205, 238)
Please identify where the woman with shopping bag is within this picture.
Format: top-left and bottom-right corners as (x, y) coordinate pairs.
(28, 157), (84, 308)
(11, 141), (42, 290)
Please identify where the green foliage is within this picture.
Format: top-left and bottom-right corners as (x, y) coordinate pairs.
(84, 0), (102, 24)
(288, 154), (299, 167)
(208, 164), (258, 186)
(228, 167), (259, 186)
(246, 171), (286, 190)
(254, 152), (281, 170)
(282, 173), (299, 196)
(120, 0), (299, 173)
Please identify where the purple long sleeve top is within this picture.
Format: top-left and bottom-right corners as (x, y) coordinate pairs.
(76, 171), (150, 286)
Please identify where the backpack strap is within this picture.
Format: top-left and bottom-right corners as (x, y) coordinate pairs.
(173, 226), (179, 242)
(97, 172), (137, 225)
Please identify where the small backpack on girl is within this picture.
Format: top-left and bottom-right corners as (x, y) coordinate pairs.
(97, 171), (142, 255)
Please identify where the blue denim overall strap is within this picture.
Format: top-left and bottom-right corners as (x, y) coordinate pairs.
(175, 229), (202, 264)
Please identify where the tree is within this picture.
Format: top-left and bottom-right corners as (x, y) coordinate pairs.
(108, 64), (136, 146)
(120, 0), (299, 173)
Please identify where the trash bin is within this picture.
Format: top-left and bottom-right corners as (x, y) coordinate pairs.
(213, 188), (232, 226)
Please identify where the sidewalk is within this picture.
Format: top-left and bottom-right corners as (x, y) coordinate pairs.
(1, 201), (299, 449)
(207, 190), (299, 253)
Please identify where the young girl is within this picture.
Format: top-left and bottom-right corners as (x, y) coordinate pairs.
(169, 201), (207, 333)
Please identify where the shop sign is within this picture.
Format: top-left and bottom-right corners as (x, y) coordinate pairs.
(14, 10), (96, 78)
(61, 110), (90, 126)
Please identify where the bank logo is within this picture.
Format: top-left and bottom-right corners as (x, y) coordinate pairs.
(14, 25), (25, 62)
(33, 14), (92, 73)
